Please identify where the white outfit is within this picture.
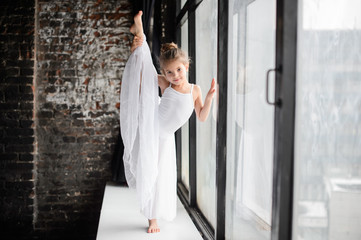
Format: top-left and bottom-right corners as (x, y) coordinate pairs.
(120, 37), (194, 221)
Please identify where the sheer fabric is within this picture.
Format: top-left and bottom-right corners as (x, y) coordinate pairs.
(120, 37), (159, 217)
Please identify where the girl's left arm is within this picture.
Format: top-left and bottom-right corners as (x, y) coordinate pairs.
(194, 78), (216, 122)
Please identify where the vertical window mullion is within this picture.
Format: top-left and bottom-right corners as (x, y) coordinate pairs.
(188, 5), (197, 208)
(271, 0), (298, 239)
(216, 0), (228, 239)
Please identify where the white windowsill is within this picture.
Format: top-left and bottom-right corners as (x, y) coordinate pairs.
(96, 182), (203, 240)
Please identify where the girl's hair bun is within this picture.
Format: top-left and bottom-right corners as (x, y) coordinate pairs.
(160, 42), (178, 55)
(159, 42), (189, 69)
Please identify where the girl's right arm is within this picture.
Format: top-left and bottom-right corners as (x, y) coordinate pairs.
(130, 36), (143, 53)
(158, 75), (168, 95)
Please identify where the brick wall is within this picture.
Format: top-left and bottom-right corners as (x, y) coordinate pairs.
(1, 0), (132, 239)
(0, 0), (36, 238)
(35, 0), (132, 239)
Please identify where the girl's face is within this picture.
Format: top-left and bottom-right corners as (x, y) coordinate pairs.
(163, 59), (189, 85)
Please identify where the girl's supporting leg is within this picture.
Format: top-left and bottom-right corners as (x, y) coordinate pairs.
(148, 219), (160, 233)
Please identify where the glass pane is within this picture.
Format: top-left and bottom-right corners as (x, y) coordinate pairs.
(226, 0), (276, 239)
(181, 0), (187, 9)
(195, 0), (217, 228)
(181, 20), (189, 189)
(178, 0), (187, 15)
(293, 0), (361, 239)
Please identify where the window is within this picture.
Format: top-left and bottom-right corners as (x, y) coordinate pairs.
(293, 0), (361, 239)
(226, 0), (276, 239)
(195, 0), (218, 228)
(174, 1), (361, 239)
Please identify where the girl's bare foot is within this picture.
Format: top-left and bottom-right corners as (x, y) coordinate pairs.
(130, 11), (144, 38)
(148, 219), (160, 233)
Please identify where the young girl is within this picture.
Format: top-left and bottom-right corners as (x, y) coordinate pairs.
(120, 11), (215, 233)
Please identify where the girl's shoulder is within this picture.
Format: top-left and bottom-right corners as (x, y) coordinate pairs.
(193, 84), (201, 95)
(191, 84), (201, 100)
(192, 84), (201, 92)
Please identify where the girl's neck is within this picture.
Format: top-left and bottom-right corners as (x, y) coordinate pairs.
(171, 81), (190, 93)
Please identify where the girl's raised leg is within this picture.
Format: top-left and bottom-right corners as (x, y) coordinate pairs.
(130, 11), (144, 38)
(130, 11), (160, 233)
(130, 11), (144, 53)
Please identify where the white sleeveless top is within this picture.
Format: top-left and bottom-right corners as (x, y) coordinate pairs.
(159, 84), (194, 137)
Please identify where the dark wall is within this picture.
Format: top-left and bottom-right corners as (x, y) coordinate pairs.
(35, 0), (132, 239)
(1, 0), (133, 239)
(0, 0), (36, 238)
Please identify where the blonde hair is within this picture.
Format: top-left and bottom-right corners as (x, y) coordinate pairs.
(159, 42), (190, 69)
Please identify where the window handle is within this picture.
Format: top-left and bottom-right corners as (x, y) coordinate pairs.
(266, 67), (281, 106)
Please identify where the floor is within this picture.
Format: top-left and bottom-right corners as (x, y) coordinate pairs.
(96, 182), (203, 240)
